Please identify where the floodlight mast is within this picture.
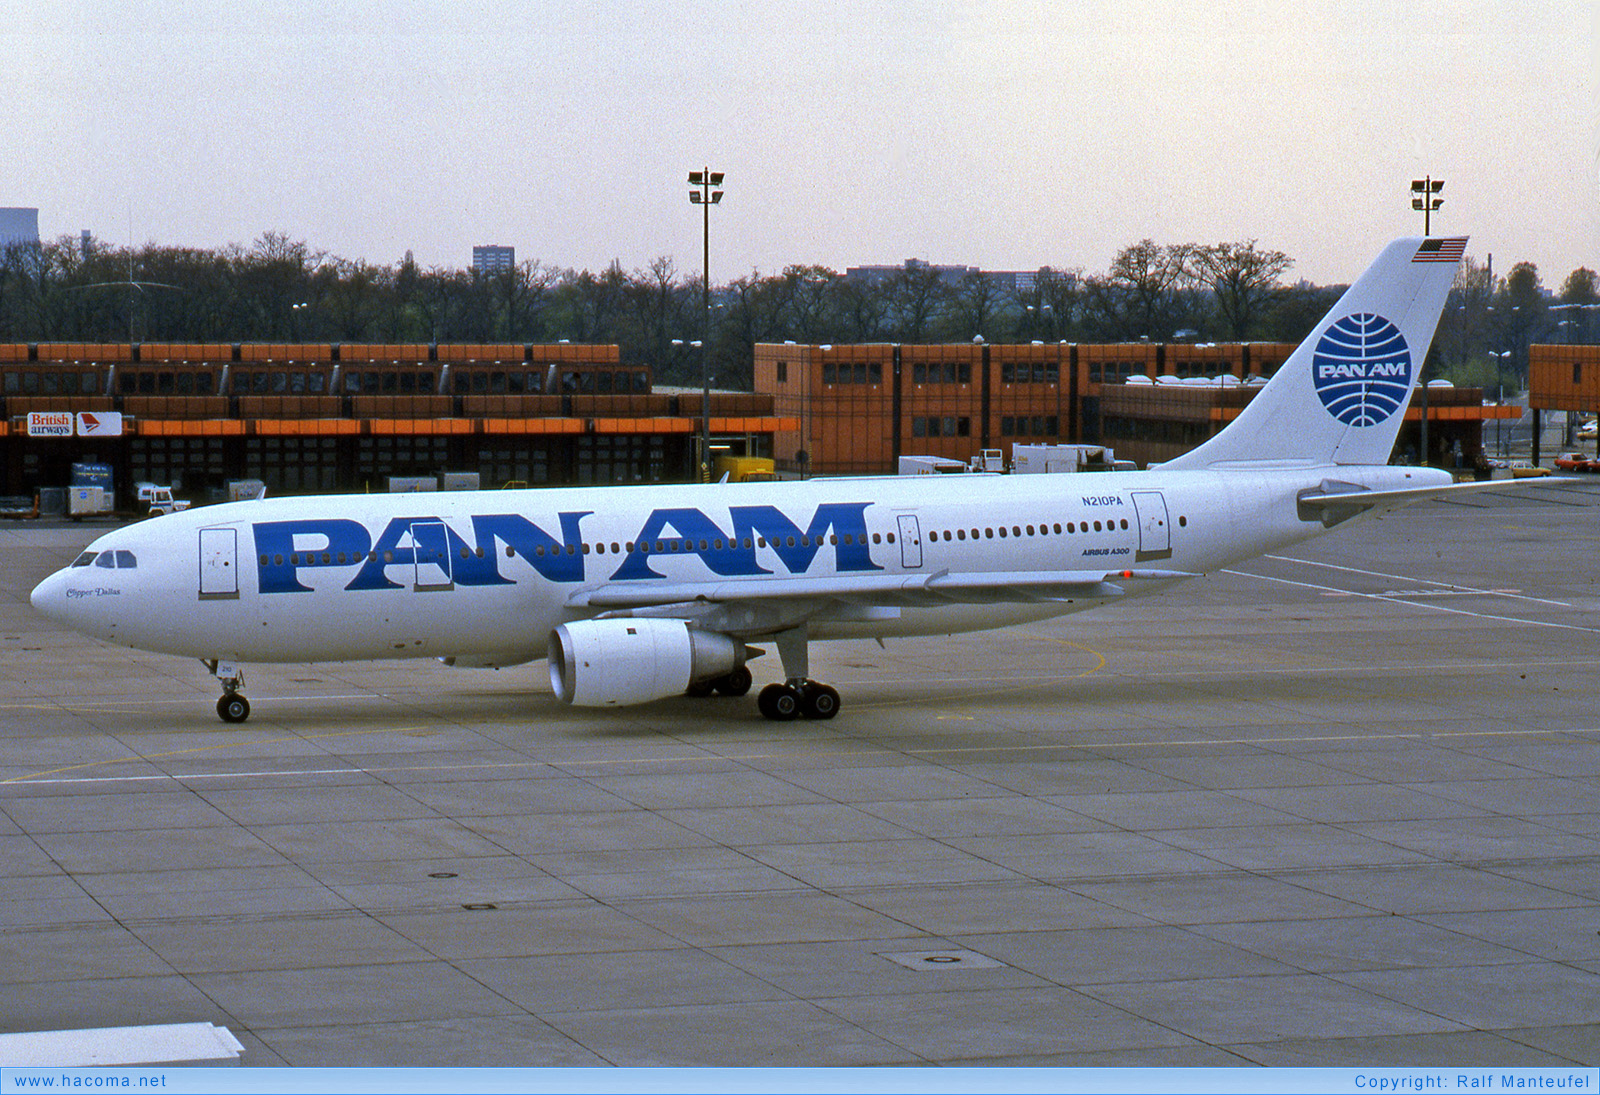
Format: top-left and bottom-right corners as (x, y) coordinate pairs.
(1407, 174), (1445, 464)
(1410, 176), (1444, 235)
(688, 168), (724, 482)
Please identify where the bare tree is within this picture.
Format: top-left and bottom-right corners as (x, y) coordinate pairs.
(1032, 266), (1083, 341)
(628, 256), (688, 367)
(1082, 240), (1197, 341)
(949, 271), (1010, 342)
(1194, 240), (1292, 340)
(843, 277), (889, 342)
(885, 261), (952, 343)
(782, 265), (842, 344)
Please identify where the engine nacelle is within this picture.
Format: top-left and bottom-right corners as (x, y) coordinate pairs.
(548, 618), (742, 707)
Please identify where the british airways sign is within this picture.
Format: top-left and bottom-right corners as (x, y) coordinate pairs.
(252, 503), (881, 593)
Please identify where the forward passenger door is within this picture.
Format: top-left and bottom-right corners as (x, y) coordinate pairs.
(198, 527), (239, 600)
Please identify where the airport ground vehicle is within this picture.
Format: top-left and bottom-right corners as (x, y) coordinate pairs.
(144, 486), (192, 517)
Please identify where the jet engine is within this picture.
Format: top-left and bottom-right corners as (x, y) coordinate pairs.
(548, 618), (743, 707)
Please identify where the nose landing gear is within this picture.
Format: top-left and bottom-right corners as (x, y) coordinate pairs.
(205, 660), (251, 724)
(217, 692), (251, 724)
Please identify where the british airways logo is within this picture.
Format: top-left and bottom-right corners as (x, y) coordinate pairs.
(1311, 313), (1412, 427)
(251, 503), (880, 593)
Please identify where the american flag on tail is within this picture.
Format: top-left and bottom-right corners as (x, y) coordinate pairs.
(1413, 238), (1468, 263)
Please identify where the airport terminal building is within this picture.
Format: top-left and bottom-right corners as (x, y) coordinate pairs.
(1529, 343), (1600, 460)
(4, 338), (1584, 508)
(755, 340), (1527, 474)
(0, 342), (791, 504)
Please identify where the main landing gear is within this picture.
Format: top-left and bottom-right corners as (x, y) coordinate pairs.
(757, 679), (840, 721)
(756, 624), (841, 722)
(680, 623), (845, 721)
(205, 660), (251, 724)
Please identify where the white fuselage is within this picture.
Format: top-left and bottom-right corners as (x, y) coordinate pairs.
(29, 463), (1450, 666)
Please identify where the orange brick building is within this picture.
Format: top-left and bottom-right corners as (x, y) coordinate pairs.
(1528, 343), (1600, 462)
(756, 340), (1514, 473)
(754, 340), (1298, 474)
(0, 342), (794, 502)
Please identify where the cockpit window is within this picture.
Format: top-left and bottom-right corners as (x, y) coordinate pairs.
(90, 550), (137, 569)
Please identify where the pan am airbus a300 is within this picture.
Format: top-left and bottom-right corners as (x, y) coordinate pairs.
(33, 235), (1516, 724)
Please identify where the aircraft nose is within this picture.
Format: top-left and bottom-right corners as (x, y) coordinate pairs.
(30, 568), (69, 623)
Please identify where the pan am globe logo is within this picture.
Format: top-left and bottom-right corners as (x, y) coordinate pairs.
(1312, 313), (1412, 427)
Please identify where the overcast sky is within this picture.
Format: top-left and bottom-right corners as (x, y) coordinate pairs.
(4, 0), (1595, 287)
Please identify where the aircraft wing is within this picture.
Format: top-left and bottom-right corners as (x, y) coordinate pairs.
(570, 567), (1197, 611)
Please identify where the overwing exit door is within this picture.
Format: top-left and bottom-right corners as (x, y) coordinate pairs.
(897, 514), (923, 568)
(410, 520), (454, 591)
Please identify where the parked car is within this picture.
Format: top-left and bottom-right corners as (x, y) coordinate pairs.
(1552, 452), (1598, 473)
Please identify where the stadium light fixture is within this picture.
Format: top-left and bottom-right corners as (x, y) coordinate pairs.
(1409, 176), (1444, 235)
(688, 167), (724, 482)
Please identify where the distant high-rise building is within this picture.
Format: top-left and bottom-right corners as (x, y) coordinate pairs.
(472, 244), (515, 274)
(845, 258), (976, 285)
(0, 208), (40, 250)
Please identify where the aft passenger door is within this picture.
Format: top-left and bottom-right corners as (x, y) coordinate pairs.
(1130, 491), (1172, 562)
(896, 514), (923, 569)
(198, 527), (239, 600)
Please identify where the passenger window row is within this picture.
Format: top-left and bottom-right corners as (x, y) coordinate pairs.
(262, 531), (903, 568)
(926, 518), (1131, 542)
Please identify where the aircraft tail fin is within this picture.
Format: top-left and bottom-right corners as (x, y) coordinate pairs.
(1162, 236), (1466, 471)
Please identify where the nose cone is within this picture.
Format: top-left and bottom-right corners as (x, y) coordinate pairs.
(30, 568), (68, 624)
(30, 559), (125, 642)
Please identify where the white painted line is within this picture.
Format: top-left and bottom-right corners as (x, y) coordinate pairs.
(1262, 553), (1575, 607)
(1225, 568), (1600, 635)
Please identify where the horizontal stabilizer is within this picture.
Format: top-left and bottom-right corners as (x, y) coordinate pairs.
(1298, 475), (1582, 517)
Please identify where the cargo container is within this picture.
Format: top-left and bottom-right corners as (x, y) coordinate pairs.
(226, 479), (267, 502)
(68, 486), (111, 518)
(439, 472), (481, 491)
